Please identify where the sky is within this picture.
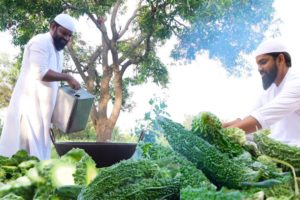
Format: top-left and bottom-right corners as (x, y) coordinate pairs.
(1, 0), (300, 131)
(117, 0), (300, 130)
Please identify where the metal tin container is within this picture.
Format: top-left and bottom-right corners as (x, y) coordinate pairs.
(51, 86), (94, 133)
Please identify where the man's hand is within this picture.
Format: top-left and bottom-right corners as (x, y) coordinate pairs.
(66, 74), (81, 90)
(42, 70), (81, 90)
(222, 116), (261, 134)
(222, 118), (242, 128)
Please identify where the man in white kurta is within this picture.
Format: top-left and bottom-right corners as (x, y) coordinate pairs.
(250, 67), (300, 146)
(222, 39), (300, 146)
(0, 13), (80, 160)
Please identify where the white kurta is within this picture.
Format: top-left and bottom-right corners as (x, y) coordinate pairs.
(0, 32), (63, 160)
(250, 68), (300, 146)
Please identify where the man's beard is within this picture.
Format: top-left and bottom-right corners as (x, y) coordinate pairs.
(261, 64), (278, 90)
(53, 34), (68, 51)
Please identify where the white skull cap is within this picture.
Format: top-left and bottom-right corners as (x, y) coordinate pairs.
(255, 38), (288, 57)
(54, 13), (76, 32)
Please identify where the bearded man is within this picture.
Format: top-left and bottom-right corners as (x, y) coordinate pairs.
(0, 13), (81, 160)
(223, 39), (300, 146)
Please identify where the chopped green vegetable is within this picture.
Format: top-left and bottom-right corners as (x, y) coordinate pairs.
(62, 149), (98, 186)
(223, 127), (247, 146)
(0, 176), (34, 200)
(191, 112), (245, 158)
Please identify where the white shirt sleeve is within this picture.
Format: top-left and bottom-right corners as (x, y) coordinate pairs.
(250, 78), (300, 128)
(27, 39), (50, 80)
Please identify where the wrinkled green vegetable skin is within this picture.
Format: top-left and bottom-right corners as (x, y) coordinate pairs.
(78, 159), (180, 200)
(254, 133), (300, 170)
(139, 142), (216, 190)
(157, 117), (260, 189)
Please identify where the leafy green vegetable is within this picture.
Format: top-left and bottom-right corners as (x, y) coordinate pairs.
(31, 148), (98, 199)
(0, 168), (6, 182)
(0, 155), (18, 166)
(0, 176), (34, 200)
(1, 166), (20, 180)
(0, 150), (39, 183)
(62, 148), (98, 186)
(223, 127), (247, 146)
(10, 150), (38, 164)
(31, 159), (76, 199)
(0, 151), (39, 199)
(18, 160), (38, 175)
(191, 112), (245, 158)
(0, 193), (25, 200)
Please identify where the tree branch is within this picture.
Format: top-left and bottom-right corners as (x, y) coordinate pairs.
(61, 0), (78, 11)
(172, 17), (189, 29)
(111, 0), (122, 41)
(87, 13), (111, 47)
(166, 15), (189, 38)
(102, 36), (109, 67)
(66, 43), (87, 82)
(118, 34), (148, 65)
(120, 34), (152, 75)
(87, 46), (102, 72)
(120, 60), (133, 75)
(118, 0), (143, 39)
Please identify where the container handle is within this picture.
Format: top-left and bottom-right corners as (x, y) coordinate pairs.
(73, 90), (81, 97)
(137, 130), (145, 142)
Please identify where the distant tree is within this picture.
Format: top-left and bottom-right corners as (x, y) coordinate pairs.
(0, 0), (275, 141)
(134, 96), (170, 143)
(0, 53), (20, 108)
(111, 126), (137, 143)
(54, 117), (97, 141)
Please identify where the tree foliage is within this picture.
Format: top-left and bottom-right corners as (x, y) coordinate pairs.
(0, 53), (20, 108)
(0, 0), (64, 46)
(171, 0), (276, 69)
(0, 0), (275, 141)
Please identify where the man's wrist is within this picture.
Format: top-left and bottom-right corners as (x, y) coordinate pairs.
(63, 73), (71, 82)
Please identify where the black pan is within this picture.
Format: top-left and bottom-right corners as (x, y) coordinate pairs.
(50, 129), (143, 168)
(54, 141), (137, 167)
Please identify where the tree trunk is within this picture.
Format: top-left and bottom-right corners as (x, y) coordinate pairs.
(95, 118), (114, 142)
(91, 63), (123, 142)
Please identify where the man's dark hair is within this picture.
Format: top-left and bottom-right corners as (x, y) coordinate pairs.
(267, 52), (292, 67)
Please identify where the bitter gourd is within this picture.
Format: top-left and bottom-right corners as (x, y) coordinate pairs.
(181, 186), (248, 200)
(55, 185), (83, 199)
(156, 116), (261, 189)
(78, 159), (179, 200)
(138, 142), (216, 190)
(254, 132), (300, 170)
